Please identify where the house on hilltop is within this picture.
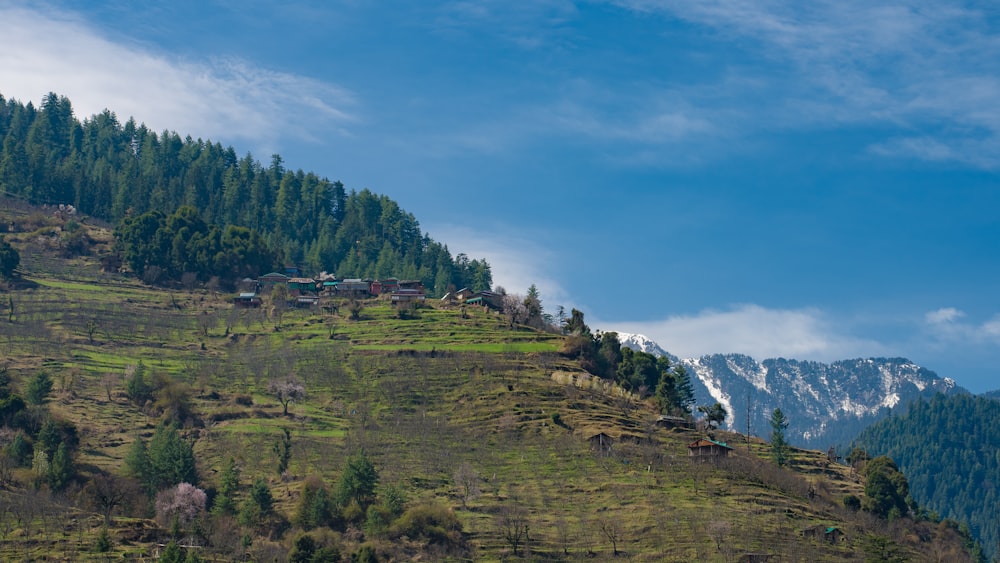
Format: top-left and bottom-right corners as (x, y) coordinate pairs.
(287, 277), (317, 295)
(391, 288), (426, 303)
(258, 272), (290, 290)
(233, 292), (261, 308)
(466, 291), (503, 310)
(370, 278), (399, 295)
(335, 279), (371, 297)
(687, 438), (733, 458)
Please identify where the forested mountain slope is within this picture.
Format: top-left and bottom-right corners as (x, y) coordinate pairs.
(0, 92), (490, 292)
(853, 393), (1000, 561)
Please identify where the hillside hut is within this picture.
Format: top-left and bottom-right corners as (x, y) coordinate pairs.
(233, 292), (261, 308)
(803, 525), (845, 544)
(655, 415), (692, 430)
(588, 432), (614, 455)
(687, 438), (733, 459)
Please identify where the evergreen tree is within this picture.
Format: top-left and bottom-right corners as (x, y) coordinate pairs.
(239, 477), (274, 528)
(124, 435), (153, 493)
(126, 361), (153, 406)
(48, 441), (73, 491)
(24, 370), (53, 406)
(212, 456), (240, 515)
(147, 422), (197, 489)
(336, 452), (379, 512)
(6, 431), (32, 466)
(671, 365), (695, 414)
(770, 408), (790, 467)
(0, 236), (18, 278)
(698, 402), (727, 430)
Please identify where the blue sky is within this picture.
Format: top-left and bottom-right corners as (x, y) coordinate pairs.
(2, 1), (1000, 391)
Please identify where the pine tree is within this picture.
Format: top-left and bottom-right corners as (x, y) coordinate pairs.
(25, 370), (53, 406)
(124, 436), (152, 493)
(48, 442), (73, 491)
(212, 457), (240, 515)
(770, 408), (790, 467)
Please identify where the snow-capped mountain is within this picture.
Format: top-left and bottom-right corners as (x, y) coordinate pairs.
(616, 332), (963, 448)
(616, 332), (673, 359)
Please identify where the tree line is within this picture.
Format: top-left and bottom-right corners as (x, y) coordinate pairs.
(0, 92), (490, 292)
(853, 393), (1000, 561)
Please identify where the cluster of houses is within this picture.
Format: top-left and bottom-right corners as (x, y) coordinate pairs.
(233, 269), (430, 308)
(231, 267), (503, 311)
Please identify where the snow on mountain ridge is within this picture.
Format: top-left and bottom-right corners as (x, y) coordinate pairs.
(614, 333), (965, 447)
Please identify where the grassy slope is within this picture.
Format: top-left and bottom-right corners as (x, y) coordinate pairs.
(0, 206), (977, 561)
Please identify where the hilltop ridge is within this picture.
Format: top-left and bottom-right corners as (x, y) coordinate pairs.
(0, 206), (982, 560)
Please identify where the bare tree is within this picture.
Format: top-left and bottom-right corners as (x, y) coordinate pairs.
(707, 519), (731, 552)
(554, 516), (574, 556)
(269, 284), (289, 328)
(85, 472), (139, 526)
(101, 372), (116, 402)
(495, 500), (530, 556)
(269, 376), (306, 416)
(501, 293), (526, 328)
(599, 516), (625, 556)
(452, 462), (481, 509)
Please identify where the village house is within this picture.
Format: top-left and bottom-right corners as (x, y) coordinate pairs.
(465, 291), (503, 310)
(258, 272), (290, 290)
(370, 278), (399, 295)
(233, 292), (261, 308)
(287, 277), (318, 295)
(802, 525), (845, 544)
(655, 415), (692, 430)
(587, 432), (615, 455)
(294, 295), (320, 308)
(335, 278), (371, 297)
(398, 279), (425, 291)
(391, 288), (426, 303)
(687, 438), (733, 459)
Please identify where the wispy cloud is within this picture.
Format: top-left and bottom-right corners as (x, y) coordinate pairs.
(602, 304), (890, 361)
(435, 0), (579, 49)
(924, 307), (1000, 344)
(0, 6), (356, 153)
(426, 223), (572, 308)
(605, 0), (1000, 167)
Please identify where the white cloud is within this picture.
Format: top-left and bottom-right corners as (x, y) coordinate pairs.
(925, 307), (965, 325)
(425, 223), (572, 308)
(923, 307), (1000, 344)
(602, 304), (889, 361)
(0, 6), (356, 153)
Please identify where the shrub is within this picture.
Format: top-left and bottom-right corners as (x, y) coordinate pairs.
(389, 502), (463, 548)
(94, 526), (112, 553)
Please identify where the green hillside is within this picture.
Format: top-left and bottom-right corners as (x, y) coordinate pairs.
(0, 202), (982, 561)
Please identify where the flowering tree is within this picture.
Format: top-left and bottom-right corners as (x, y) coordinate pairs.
(155, 482), (207, 529)
(269, 376), (306, 415)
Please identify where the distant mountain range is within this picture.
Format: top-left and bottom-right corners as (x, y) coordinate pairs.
(616, 333), (964, 448)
